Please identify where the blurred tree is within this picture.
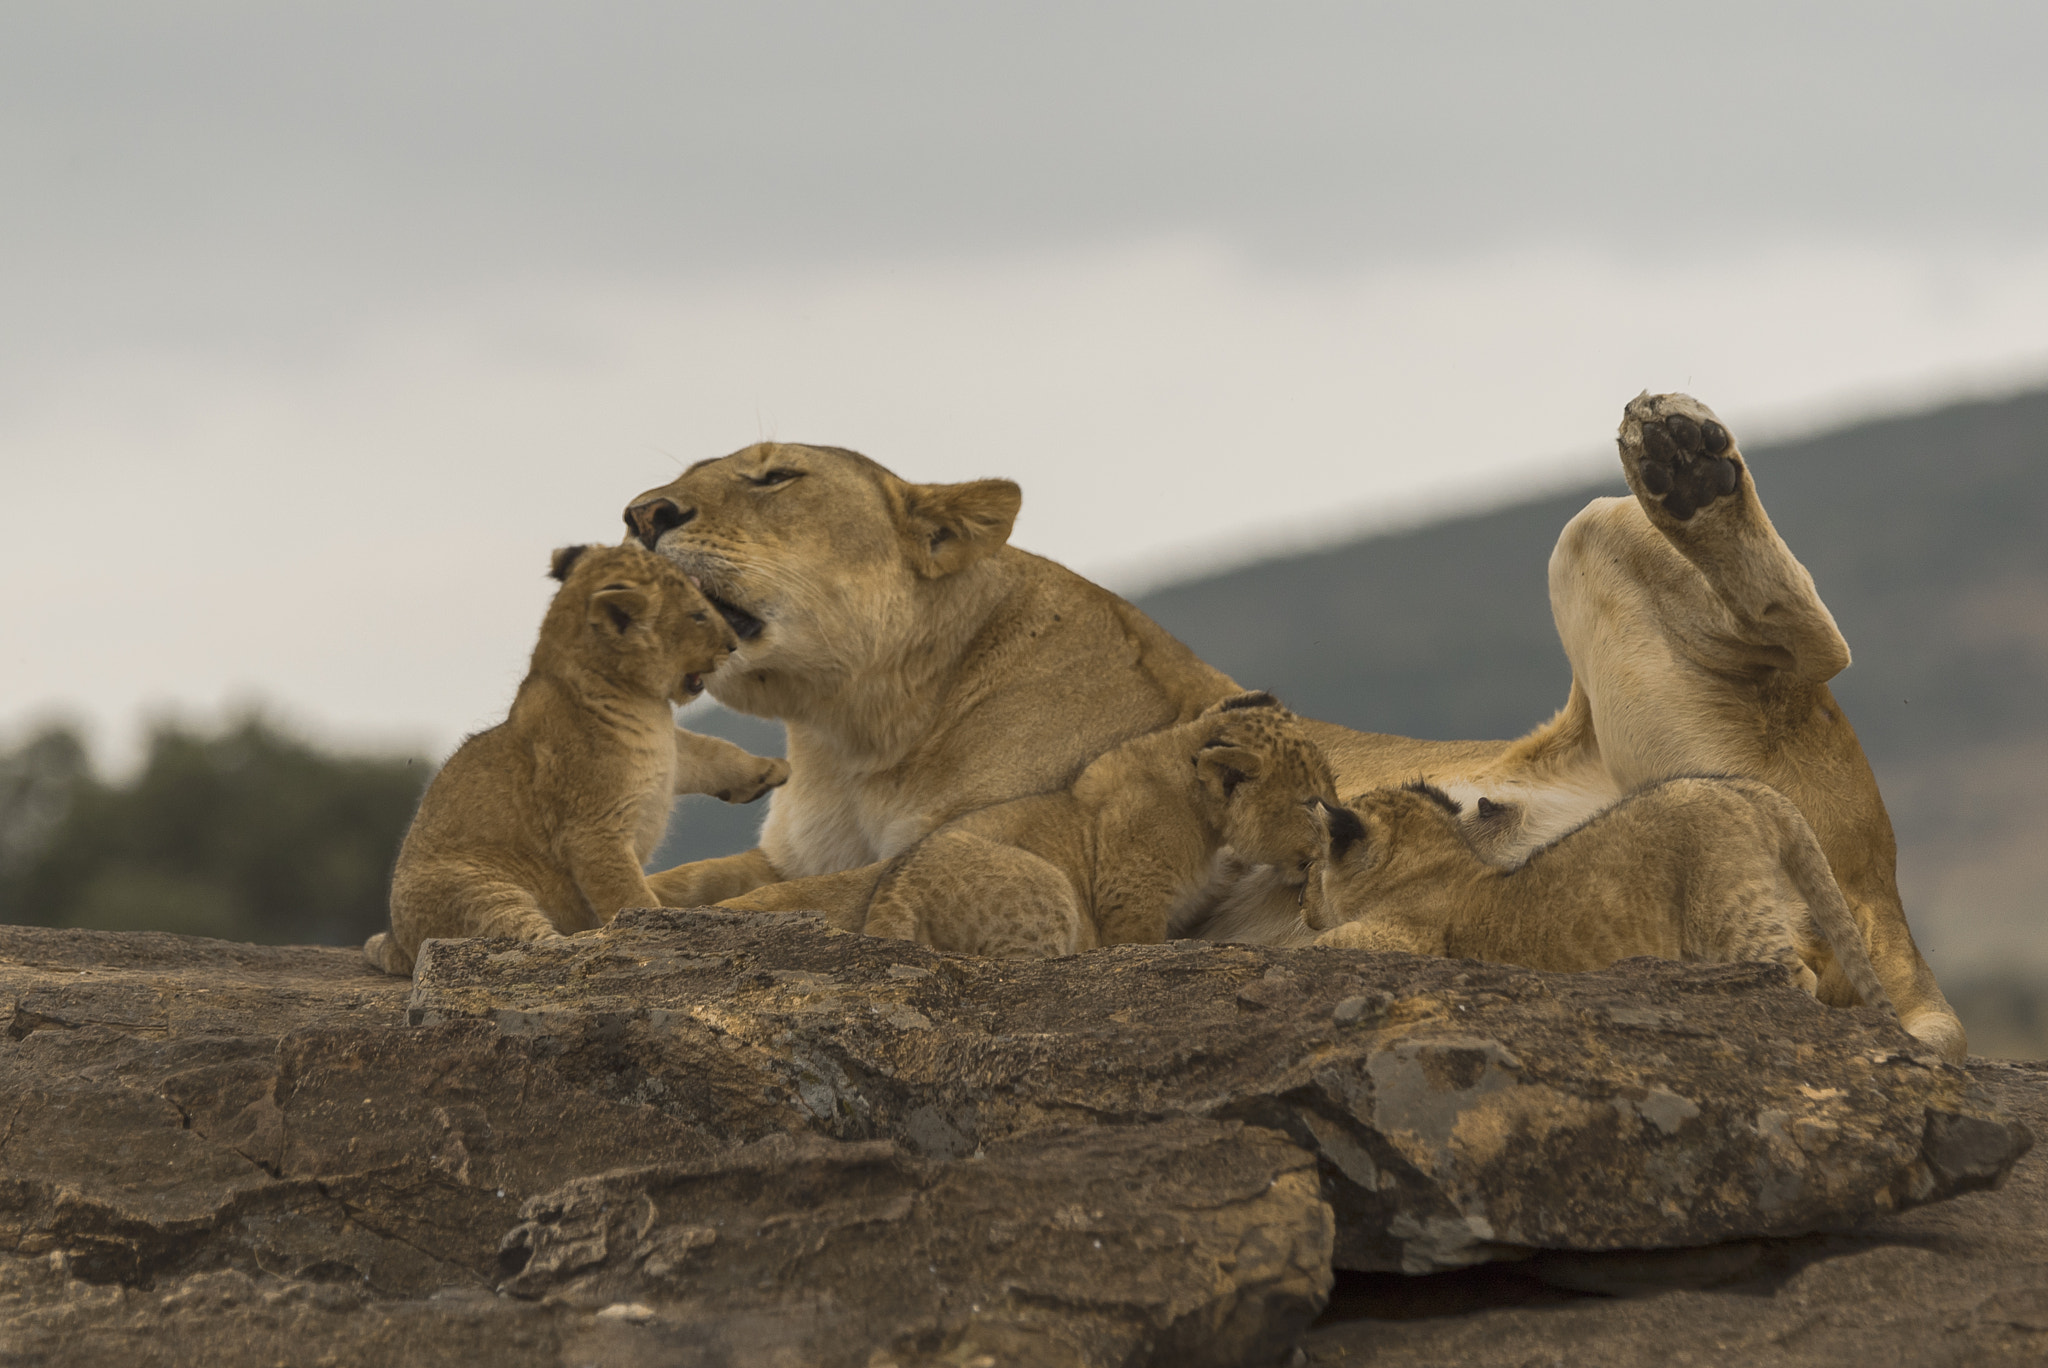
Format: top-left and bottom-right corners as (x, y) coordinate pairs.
(0, 715), (428, 946)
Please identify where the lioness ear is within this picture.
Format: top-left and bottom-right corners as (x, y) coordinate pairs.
(1195, 744), (1264, 801)
(901, 478), (1022, 579)
(589, 586), (651, 636)
(549, 545), (591, 582)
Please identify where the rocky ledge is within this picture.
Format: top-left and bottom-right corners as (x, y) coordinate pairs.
(0, 910), (2036, 1367)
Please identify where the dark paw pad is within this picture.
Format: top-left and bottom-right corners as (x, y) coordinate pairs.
(1636, 415), (1741, 520)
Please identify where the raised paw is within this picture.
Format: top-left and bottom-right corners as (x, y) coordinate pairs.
(1619, 392), (1744, 522)
(718, 756), (791, 804)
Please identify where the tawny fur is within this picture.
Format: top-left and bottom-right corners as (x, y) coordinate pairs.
(619, 399), (1963, 1060)
(853, 695), (1336, 956)
(624, 443), (1240, 923)
(1304, 778), (1894, 1016)
(363, 543), (789, 976)
(1262, 395), (1959, 1057)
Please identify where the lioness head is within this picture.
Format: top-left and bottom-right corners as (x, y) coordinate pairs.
(622, 443), (1022, 719)
(543, 543), (737, 705)
(1300, 781), (1472, 931)
(1190, 693), (1338, 885)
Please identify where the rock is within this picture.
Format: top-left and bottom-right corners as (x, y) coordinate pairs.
(0, 913), (2035, 1366)
(495, 1122), (1331, 1367)
(1301, 1058), (2048, 1366)
(410, 911), (2025, 1272)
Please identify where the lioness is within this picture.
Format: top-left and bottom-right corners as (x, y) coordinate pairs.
(365, 543), (789, 976)
(624, 394), (1964, 1059)
(860, 693), (1335, 956)
(1302, 778), (1893, 1013)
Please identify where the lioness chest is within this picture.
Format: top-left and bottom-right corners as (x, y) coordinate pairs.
(760, 738), (970, 878)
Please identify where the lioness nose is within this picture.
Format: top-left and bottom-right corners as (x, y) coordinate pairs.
(625, 497), (694, 550)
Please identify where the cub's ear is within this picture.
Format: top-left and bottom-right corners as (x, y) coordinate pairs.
(1319, 802), (1367, 863)
(589, 585), (651, 636)
(1195, 743), (1265, 802)
(900, 478), (1022, 579)
(549, 545), (591, 582)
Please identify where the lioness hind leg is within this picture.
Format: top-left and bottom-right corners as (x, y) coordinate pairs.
(1615, 392), (1850, 682)
(1547, 420), (1967, 1059)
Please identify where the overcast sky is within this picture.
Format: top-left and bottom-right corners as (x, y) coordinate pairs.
(5, 2), (2047, 765)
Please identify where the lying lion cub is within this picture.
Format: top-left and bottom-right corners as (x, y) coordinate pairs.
(364, 543), (790, 976)
(1302, 777), (1892, 1012)
(860, 693), (1336, 957)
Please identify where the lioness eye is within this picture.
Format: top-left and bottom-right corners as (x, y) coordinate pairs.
(748, 468), (802, 487)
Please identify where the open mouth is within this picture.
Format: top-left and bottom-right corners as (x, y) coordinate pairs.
(681, 673), (706, 697)
(701, 590), (765, 641)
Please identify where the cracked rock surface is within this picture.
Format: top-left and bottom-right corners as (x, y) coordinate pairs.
(0, 911), (2035, 1367)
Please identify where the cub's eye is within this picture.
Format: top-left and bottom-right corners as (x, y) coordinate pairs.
(747, 468), (803, 488)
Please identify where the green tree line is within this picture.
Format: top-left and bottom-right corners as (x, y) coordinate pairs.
(0, 716), (427, 946)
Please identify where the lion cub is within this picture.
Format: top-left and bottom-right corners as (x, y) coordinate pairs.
(1302, 777), (1892, 1011)
(364, 543), (790, 976)
(860, 693), (1337, 957)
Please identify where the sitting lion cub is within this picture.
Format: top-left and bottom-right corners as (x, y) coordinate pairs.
(860, 693), (1337, 957)
(364, 543), (790, 976)
(1303, 777), (1892, 1011)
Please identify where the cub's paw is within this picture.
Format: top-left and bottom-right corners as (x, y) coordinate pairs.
(718, 756), (791, 804)
(361, 930), (415, 977)
(1619, 392), (1744, 523)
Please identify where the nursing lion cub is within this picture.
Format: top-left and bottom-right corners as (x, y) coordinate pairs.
(363, 543), (789, 976)
(1303, 778), (1892, 1013)
(859, 693), (1336, 956)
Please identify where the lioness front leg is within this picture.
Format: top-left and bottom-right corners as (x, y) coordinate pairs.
(648, 846), (783, 906)
(716, 861), (887, 930)
(673, 729), (791, 804)
(640, 736), (791, 908)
